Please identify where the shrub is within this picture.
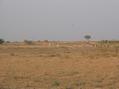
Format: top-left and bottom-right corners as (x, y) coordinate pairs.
(24, 40), (33, 45)
(84, 35), (91, 41)
(44, 40), (49, 43)
(0, 39), (5, 44)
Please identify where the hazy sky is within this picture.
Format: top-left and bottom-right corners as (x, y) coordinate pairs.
(0, 0), (119, 41)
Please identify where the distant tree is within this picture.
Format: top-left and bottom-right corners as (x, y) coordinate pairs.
(84, 35), (91, 41)
(24, 40), (33, 45)
(0, 38), (5, 44)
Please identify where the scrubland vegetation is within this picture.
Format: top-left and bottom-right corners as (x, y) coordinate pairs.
(0, 41), (119, 89)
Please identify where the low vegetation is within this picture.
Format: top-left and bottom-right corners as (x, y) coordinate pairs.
(24, 40), (33, 45)
(0, 41), (119, 89)
(0, 38), (5, 44)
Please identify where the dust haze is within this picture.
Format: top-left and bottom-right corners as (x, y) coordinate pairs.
(0, 1), (119, 89)
(0, 0), (119, 41)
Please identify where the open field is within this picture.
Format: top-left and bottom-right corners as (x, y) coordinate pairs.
(0, 41), (119, 89)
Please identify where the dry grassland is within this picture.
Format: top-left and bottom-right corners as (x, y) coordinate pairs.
(0, 41), (119, 89)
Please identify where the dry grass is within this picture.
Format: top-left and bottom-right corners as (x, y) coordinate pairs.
(0, 41), (119, 89)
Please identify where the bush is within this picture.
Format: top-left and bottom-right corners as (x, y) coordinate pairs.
(0, 39), (5, 44)
(84, 35), (91, 41)
(24, 40), (33, 45)
(44, 40), (49, 43)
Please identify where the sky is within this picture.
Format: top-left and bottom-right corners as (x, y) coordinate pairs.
(0, 0), (119, 41)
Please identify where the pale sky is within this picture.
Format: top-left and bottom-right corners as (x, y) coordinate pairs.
(0, 0), (119, 41)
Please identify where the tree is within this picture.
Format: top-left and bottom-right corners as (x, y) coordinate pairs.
(84, 35), (91, 41)
(0, 39), (5, 44)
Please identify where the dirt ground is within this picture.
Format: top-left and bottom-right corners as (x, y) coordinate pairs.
(0, 42), (119, 89)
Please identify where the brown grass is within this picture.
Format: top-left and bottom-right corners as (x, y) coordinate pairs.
(0, 41), (119, 89)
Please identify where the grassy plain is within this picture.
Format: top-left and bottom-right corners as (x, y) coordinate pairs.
(0, 41), (119, 89)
